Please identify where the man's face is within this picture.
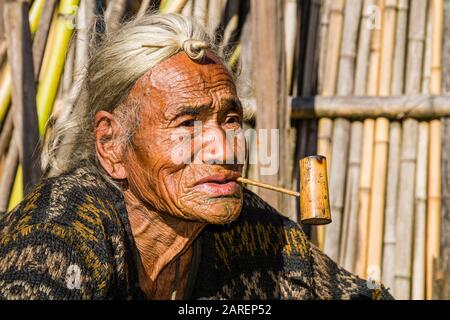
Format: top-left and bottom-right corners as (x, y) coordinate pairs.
(123, 52), (244, 224)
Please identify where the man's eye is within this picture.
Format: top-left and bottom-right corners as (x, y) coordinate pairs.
(179, 119), (196, 127)
(225, 115), (241, 124)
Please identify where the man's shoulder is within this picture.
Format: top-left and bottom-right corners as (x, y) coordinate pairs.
(0, 166), (125, 248)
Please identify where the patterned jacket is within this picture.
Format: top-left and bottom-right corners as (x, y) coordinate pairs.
(0, 164), (394, 300)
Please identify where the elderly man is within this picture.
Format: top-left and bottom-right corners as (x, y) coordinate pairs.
(0, 13), (392, 300)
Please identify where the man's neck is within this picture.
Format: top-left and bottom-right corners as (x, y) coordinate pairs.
(123, 189), (205, 289)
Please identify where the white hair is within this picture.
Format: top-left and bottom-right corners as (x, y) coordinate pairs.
(42, 13), (225, 181)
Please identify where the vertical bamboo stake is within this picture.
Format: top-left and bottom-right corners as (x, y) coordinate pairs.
(326, 0), (362, 264)
(395, 0), (428, 300)
(319, 0), (344, 259)
(207, 0), (225, 32)
(422, 4), (433, 94)
(4, 0), (41, 194)
(315, 118), (332, 250)
(341, 121), (363, 271)
(351, 1), (374, 271)
(391, 0), (409, 95)
(104, 0), (127, 32)
(251, 0), (289, 214)
(382, 0), (407, 287)
(0, 0), (46, 124)
(428, 121), (441, 299)
(395, 119), (419, 300)
(354, 0), (375, 96)
(434, 0), (450, 301)
(0, 133), (18, 212)
(321, 0), (345, 96)
(193, 0), (208, 26)
(427, 0), (444, 300)
(355, 118), (375, 276)
(412, 3), (433, 300)
(285, 0), (297, 92)
(366, 0), (384, 96)
(324, 118), (350, 260)
(355, 0), (384, 277)
(181, 0), (193, 16)
(8, 0), (80, 210)
(137, 0), (151, 18)
(366, 0), (389, 282)
(382, 121), (401, 293)
(412, 122), (429, 300)
(318, 0), (331, 95)
(36, 0), (80, 135)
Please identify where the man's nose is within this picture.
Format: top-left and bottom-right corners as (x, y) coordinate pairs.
(201, 126), (234, 165)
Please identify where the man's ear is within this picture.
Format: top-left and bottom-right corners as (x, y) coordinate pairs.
(94, 110), (128, 179)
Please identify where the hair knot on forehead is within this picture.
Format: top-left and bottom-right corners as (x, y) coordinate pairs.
(181, 39), (209, 61)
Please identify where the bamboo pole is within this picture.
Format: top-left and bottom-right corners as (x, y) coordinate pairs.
(428, 120), (442, 299)
(325, 0), (362, 263)
(382, 121), (401, 293)
(428, 0), (444, 300)
(355, 118), (375, 276)
(8, 0), (80, 210)
(422, 4), (433, 94)
(0, 0), (46, 125)
(0, 133), (18, 212)
(302, 0), (321, 97)
(316, 3), (334, 250)
(354, 0), (374, 96)
(412, 3), (433, 301)
(251, 0), (289, 214)
(381, 0), (407, 290)
(434, 0), (450, 301)
(395, 118), (419, 299)
(319, 0), (344, 257)
(193, 0), (208, 26)
(366, 0), (388, 282)
(161, 0), (189, 14)
(321, 0), (344, 97)
(324, 118), (350, 260)
(366, 0), (384, 96)
(104, 0), (127, 32)
(391, 0), (408, 95)
(340, 0), (374, 273)
(341, 121), (363, 271)
(285, 0), (297, 92)
(394, 0), (428, 300)
(412, 122), (429, 300)
(33, 0), (57, 80)
(0, 110), (12, 157)
(4, 0), (42, 194)
(355, 0), (384, 278)
(207, 0), (226, 33)
(181, 0), (193, 16)
(137, 0), (151, 18)
(318, 0), (331, 95)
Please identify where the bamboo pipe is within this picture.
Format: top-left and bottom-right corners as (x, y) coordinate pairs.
(237, 177), (300, 197)
(238, 156), (332, 225)
(0, 0), (46, 125)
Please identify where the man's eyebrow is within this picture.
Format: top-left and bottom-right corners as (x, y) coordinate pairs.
(222, 97), (243, 109)
(165, 104), (211, 121)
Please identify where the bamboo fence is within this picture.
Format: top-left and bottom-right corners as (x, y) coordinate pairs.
(0, 0), (449, 300)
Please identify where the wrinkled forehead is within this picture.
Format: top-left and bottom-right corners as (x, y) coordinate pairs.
(131, 51), (236, 101)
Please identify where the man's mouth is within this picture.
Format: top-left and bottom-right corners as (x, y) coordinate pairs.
(193, 172), (242, 196)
